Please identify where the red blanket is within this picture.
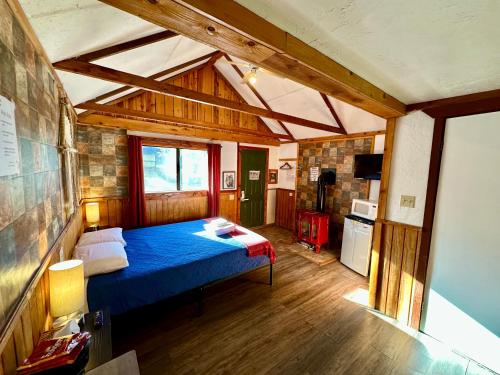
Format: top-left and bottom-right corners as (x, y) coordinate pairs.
(204, 218), (276, 264)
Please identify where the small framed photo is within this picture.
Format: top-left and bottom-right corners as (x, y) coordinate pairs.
(222, 171), (236, 190)
(268, 169), (278, 184)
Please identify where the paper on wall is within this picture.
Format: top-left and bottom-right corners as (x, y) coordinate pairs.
(0, 96), (19, 177)
(310, 166), (319, 182)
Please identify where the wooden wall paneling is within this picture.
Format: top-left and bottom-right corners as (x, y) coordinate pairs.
(368, 220), (383, 308)
(219, 191), (238, 222)
(397, 228), (419, 323)
(145, 192), (208, 226)
(81, 198), (128, 229)
(1, 337), (16, 375)
(369, 220), (422, 325)
(377, 224), (394, 312)
(385, 226), (405, 317)
(275, 189), (295, 230)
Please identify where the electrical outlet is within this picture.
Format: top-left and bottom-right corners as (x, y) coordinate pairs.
(229, 194), (234, 201)
(400, 195), (416, 208)
(289, 192), (293, 197)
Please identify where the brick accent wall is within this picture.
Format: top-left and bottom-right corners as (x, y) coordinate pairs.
(76, 125), (128, 199)
(296, 138), (372, 246)
(0, 0), (70, 326)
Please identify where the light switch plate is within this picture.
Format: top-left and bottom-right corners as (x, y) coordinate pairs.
(229, 194), (234, 201)
(400, 195), (416, 208)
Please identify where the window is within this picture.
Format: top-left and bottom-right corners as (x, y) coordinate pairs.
(142, 145), (208, 193)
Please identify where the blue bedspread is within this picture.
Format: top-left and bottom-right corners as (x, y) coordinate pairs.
(87, 219), (269, 315)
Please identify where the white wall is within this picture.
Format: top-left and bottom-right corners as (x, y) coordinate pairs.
(422, 112), (500, 373)
(386, 111), (434, 226)
(219, 141), (238, 189)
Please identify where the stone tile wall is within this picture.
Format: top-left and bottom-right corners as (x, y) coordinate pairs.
(297, 138), (373, 245)
(76, 125), (128, 199)
(0, 0), (68, 326)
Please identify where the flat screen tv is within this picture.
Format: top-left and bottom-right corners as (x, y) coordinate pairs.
(354, 154), (383, 180)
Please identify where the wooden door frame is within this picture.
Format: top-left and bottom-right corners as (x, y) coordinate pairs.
(237, 145), (269, 226)
(409, 91), (500, 329)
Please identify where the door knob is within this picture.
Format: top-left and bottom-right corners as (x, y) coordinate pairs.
(241, 191), (249, 202)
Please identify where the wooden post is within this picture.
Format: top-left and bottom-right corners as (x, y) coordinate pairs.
(368, 117), (396, 308)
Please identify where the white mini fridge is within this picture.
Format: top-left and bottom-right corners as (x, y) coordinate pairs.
(340, 215), (374, 276)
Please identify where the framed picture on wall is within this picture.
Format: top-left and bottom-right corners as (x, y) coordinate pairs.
(222, 171), (236, 190)
(268, 169), (278, 184)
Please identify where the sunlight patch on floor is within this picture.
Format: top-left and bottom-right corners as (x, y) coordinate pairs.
(343, 287), (369, 306)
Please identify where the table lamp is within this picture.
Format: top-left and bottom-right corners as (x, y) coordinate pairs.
(49, 259), (84, 328)
(85, 202), (100, 230)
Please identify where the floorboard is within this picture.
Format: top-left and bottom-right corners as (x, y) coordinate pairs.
(112, 226), (494, 375)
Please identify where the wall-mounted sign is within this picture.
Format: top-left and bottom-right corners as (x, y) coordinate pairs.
(249, 170), (260, 180)
(310, 167), (319, 182)
(0, 96), (19, 177)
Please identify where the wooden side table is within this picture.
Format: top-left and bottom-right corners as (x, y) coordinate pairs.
(81, 309), (112, 371)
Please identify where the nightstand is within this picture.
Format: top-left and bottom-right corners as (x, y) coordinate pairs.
(81, 309), (112, 371)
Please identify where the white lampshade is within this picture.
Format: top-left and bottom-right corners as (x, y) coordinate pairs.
(86, 202), (100, 225)
(49, 259), (84, 318)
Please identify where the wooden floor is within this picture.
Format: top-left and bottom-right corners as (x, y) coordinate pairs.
(112, 226), (495, 375)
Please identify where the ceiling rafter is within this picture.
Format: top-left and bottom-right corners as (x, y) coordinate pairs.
(54, 59), (345, 133)
(55, 30), (178, 64)
(211, 65), (286, 140)
(76, 102), (286, 139)
(77, 114), (280, 145)
(77, 50), (220, 116)
(320, 93), (347, 134)
(97, 0), (406, 118)
(222, 54), (296, 141)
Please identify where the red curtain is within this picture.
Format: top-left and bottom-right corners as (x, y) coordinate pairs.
(207, 143), (221, 217)
(127, 136), (147, 228)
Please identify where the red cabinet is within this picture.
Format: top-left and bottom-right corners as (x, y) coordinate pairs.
(295, 209), (330, 253)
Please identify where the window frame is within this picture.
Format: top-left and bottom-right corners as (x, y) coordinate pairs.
(142, 138), (209, 195)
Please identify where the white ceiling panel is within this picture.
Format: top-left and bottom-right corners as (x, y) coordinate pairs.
(20, 0), (163, 62)
(236, 0), (500, 103)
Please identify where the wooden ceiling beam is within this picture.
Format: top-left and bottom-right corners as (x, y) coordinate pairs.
(223, 54), (296, 141)
(77, 50), (220, 116)
(77, 114), (280, 145)
(98, 0), (406, 118)
(55, 30), (178, 64)
(76, 102), (291, 139)
(407, 88), (500, 118)
(79, 50), (220, 104)
(55, 59), (344, 133)
(320, 93), (347, 134)
(211, 64), (285, 140)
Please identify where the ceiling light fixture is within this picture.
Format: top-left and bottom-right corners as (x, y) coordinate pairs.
(248, 68), (258, 85)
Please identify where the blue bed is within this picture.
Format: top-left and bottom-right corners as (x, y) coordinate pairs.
(86, 219), (271, 315)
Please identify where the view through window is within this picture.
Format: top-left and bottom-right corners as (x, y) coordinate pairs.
(142, 146), (208, 193)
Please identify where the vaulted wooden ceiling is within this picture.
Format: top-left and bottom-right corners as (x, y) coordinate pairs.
(19, 0), (388, 143)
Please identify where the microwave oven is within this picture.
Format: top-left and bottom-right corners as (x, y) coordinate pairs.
(351, 199), (378, 220)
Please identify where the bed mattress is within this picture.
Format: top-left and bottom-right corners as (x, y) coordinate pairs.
(86, 219), (269, 315)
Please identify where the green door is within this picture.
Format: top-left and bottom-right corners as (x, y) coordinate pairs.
(240, 149), (267, 227)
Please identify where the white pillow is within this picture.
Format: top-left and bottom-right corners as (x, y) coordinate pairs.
(77, 227), (126, 247)
(73, 241), (129, 277)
